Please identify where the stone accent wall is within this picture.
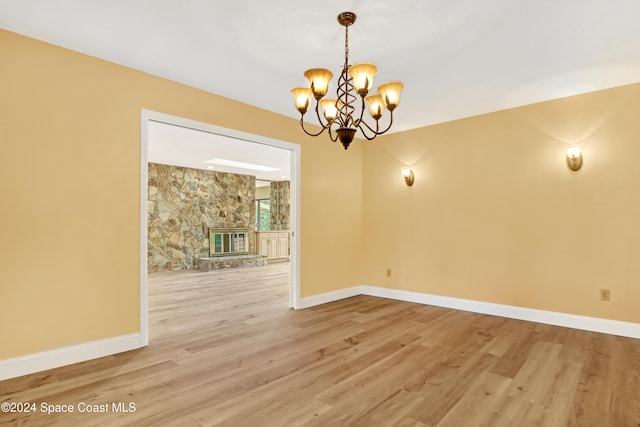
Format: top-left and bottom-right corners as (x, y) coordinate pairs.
(270, 181), (290, 230)
(147, 163), (256, 272)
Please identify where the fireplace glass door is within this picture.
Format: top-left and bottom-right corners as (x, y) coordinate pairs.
(209, 228), (249, 256)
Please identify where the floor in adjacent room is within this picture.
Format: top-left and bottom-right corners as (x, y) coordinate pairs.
(1, 262), (639, 426)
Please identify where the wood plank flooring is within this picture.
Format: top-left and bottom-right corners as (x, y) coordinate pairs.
(2, 263), (640, 426)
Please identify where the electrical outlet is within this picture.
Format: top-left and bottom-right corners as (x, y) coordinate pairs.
(600, 289), (611, 301)
(386, 268), (392, 277)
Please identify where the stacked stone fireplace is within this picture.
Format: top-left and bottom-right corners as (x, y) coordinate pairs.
(147, 163), (262, 272)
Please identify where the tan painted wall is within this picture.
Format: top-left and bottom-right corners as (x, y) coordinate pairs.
(361, 83), (640, 323)
(0, 30), (363, 359)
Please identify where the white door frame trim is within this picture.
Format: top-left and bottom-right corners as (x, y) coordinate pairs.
(140, 109), (302, 346)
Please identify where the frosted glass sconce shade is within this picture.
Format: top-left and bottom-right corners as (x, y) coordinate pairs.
(566, 145), (583, 171)
(401, 168), (414, 186)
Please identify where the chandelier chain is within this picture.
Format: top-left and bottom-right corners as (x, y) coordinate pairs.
(344, 24), (349, 66)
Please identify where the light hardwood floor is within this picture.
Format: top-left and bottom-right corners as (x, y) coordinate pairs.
(2, 263), (640, 426)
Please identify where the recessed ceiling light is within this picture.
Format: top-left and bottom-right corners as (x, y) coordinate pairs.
(281, 175), (287, 179)
(204, 158), (279, 172)
(207, 166), (214, 169)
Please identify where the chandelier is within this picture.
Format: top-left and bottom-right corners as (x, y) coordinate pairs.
(291, 11), (403, 150)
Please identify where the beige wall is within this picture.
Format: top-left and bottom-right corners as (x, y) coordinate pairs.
(0, 30), (363, 359)
(361, 83), (640, 324)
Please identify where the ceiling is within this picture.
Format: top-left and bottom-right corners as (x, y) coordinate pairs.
(3, 1), (640, 172)
(148, 121), (290, 186)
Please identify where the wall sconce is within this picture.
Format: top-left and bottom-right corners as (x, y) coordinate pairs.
(401, 168), (414, 186)
(566, 145), (583, 171)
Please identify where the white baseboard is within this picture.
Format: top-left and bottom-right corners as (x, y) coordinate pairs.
(0, 333), (143, 381)
(301, 285), (640, 340)
(299, 286), (361, 309)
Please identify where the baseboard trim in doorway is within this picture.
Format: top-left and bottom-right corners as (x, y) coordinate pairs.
(300, 285), (640, 340)
(0, 333), (142, 381)
(298, 287), (361, 309)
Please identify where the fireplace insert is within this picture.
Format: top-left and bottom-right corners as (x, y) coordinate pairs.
(209, 228), (250, 256)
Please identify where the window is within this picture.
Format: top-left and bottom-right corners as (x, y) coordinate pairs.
(256, 198), (271, 230)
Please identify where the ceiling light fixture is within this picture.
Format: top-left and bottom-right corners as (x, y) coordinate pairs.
(291, 11), (403, 150)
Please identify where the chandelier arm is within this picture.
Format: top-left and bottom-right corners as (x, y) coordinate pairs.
(355, 122), (379, 141)
(298, 116), (328, 137)
(327, 123), (339, 142)
(373, 110), (394, 135)
(360, 110), (395, 136)
(313, 99), (332, 129)
(357, 118), (380, 135)
(353, 95), (368, 130)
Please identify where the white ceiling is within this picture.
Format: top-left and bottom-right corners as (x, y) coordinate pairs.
(3, 0), (640, 170)
(147, 121), (290, 185)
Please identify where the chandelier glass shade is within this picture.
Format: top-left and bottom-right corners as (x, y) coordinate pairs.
(291, 11), (403, 150)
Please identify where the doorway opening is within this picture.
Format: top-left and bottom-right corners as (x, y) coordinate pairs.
(139, 110), (301, 346)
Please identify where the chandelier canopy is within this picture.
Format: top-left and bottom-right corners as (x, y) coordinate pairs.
(291, 11), (403, 150)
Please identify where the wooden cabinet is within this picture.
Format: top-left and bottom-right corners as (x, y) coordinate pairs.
(255, 230), (290, 261)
